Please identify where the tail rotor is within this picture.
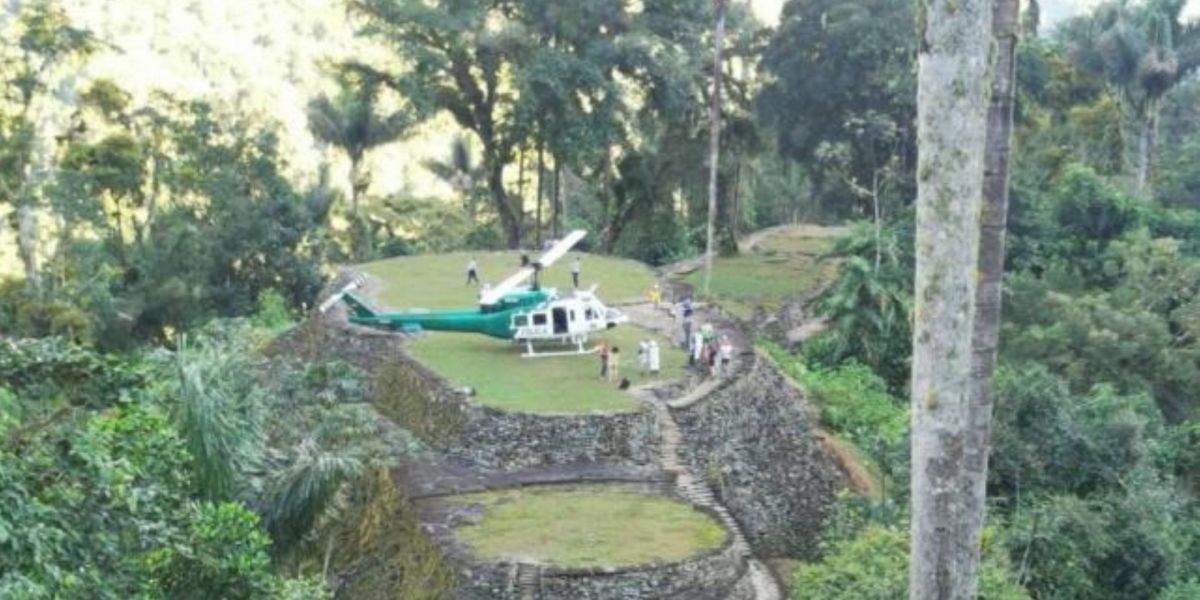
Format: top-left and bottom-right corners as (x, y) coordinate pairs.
(318, 274), (369, 314)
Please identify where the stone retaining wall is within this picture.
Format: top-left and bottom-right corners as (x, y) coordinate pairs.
(370, 339), (660, 471)
(452, 523), (749, 600)
(445, 403), (660, 470)
(671, 352), (841, 558)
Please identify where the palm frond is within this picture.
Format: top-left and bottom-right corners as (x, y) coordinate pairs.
(306, 95), (350, 148)
(259, 438), (363, 554)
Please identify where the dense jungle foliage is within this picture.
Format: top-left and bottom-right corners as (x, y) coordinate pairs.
(3, 0), (1200, 598)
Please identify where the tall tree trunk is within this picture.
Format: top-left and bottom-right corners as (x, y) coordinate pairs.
(349, 156), (363, 220)
(731, 160), (742, 242)
(536, 140), (544, 248)
(910, 0), (992, 596)
(349, 156), (369, 258)
(17, 204), (40, 293)
(486, 156), (521, 248)
(703, 0), (726, 294)
(553, 159), (562, 239)
(872, 169), (882, 271)
(1136, 98), (1160, 195)
(517, 146), (526, 212)
(965, 0), (1020, 586)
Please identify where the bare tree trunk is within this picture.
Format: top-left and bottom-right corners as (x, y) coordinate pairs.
(517, 145), (526, 213)
(731, 160), (742, 242)
(871, 171), (882, 270)
(536, 140), (544, 248)
(1136, 99), (1159, 195)
(965, 0), (1020, 586)
(349, 156), (371, 258)
(485, 154), (521, 249)
(703, 0), (726, 295)
(553, 159), (562, 239)
(17, 204), (40, 293)
(910, 0), (992, 596)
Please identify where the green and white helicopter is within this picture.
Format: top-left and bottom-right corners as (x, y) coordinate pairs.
(319, 230), (628, 357)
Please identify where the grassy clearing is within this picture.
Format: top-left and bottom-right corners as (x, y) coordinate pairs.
(358, 252), (683, 414)
(683, 229), (842, 319)
(453, 485), (726, 568)
(408, 325), (686, 414)
(359, 251), (656, 310)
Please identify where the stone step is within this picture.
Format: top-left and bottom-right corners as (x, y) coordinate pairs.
(747, 560), (781, 600)
(516, 564), (538, 600)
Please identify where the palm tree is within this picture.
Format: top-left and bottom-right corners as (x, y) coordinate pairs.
(421, 136), (484, 225)
(1063, 0), (1200, 193)
(307, 72), (411, 256)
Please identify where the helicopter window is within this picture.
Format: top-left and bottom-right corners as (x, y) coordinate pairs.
(513, 315), (528, 327)
(584, 308), (595, 320)
(532, 314), (547, 326)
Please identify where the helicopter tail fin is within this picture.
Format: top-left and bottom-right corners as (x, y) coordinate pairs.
(318, 276), (376, 318)
(341, 291), (378, 319)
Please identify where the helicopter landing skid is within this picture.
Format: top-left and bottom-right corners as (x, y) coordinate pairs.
(519, 337), (596, 358)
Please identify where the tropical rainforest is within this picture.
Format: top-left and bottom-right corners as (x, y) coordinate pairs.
(2, 0), (1200, 598)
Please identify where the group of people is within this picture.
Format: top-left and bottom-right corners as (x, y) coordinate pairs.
(597, 341), (622, 386)
(679, 298), (734, 377)
(596, 338), (663, 389)
(465, 254), (584, 289)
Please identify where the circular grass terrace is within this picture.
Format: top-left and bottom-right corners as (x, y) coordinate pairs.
(357, 252), (687, 414)
(450, 485), (727, 569)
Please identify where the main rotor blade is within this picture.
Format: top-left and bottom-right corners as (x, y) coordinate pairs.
(479, 230), (587, 306)
(480, 265), (536, 305)
(537, 229), (586, 270)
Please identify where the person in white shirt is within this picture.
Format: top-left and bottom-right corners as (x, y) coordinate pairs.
(466, 257), (479, 285)
(691, 330), (704, 369)
(718, 335), (734, 377)
(648, 340), (661, 376)
(571, 255), (582, 288)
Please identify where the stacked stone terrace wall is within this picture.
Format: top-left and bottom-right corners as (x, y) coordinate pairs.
(671, 352), (841, 559)
(447, 404), (660, 470)
(449, 515), (751, 600)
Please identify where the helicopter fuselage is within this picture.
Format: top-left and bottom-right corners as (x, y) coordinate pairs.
(343, 287), (625, 344)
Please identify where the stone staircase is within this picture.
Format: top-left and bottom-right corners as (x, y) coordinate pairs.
(515, 563), (539, 600)
(653, 402), (781, 600)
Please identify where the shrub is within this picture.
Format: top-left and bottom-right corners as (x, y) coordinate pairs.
(791, 525), (1030, 600)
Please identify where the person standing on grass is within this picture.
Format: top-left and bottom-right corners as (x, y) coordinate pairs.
(571, 255), (582, 288)
(648, 340), (661, 376)
(466, 257), (479, 285)
(648, 283), (662, 307)
(638, 339), (650, 375)
(598, 340), (610, 380)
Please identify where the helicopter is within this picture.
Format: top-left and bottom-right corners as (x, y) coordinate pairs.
(319, 230), (629, 357)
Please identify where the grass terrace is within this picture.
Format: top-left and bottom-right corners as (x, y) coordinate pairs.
(683, 226), (845, 319)
(360, 251), (656, 309)
(452, 485), (727, 568)
(358, 252), (686, 414)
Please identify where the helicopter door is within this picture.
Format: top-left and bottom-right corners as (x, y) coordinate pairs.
(552, 307), (569, 334)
